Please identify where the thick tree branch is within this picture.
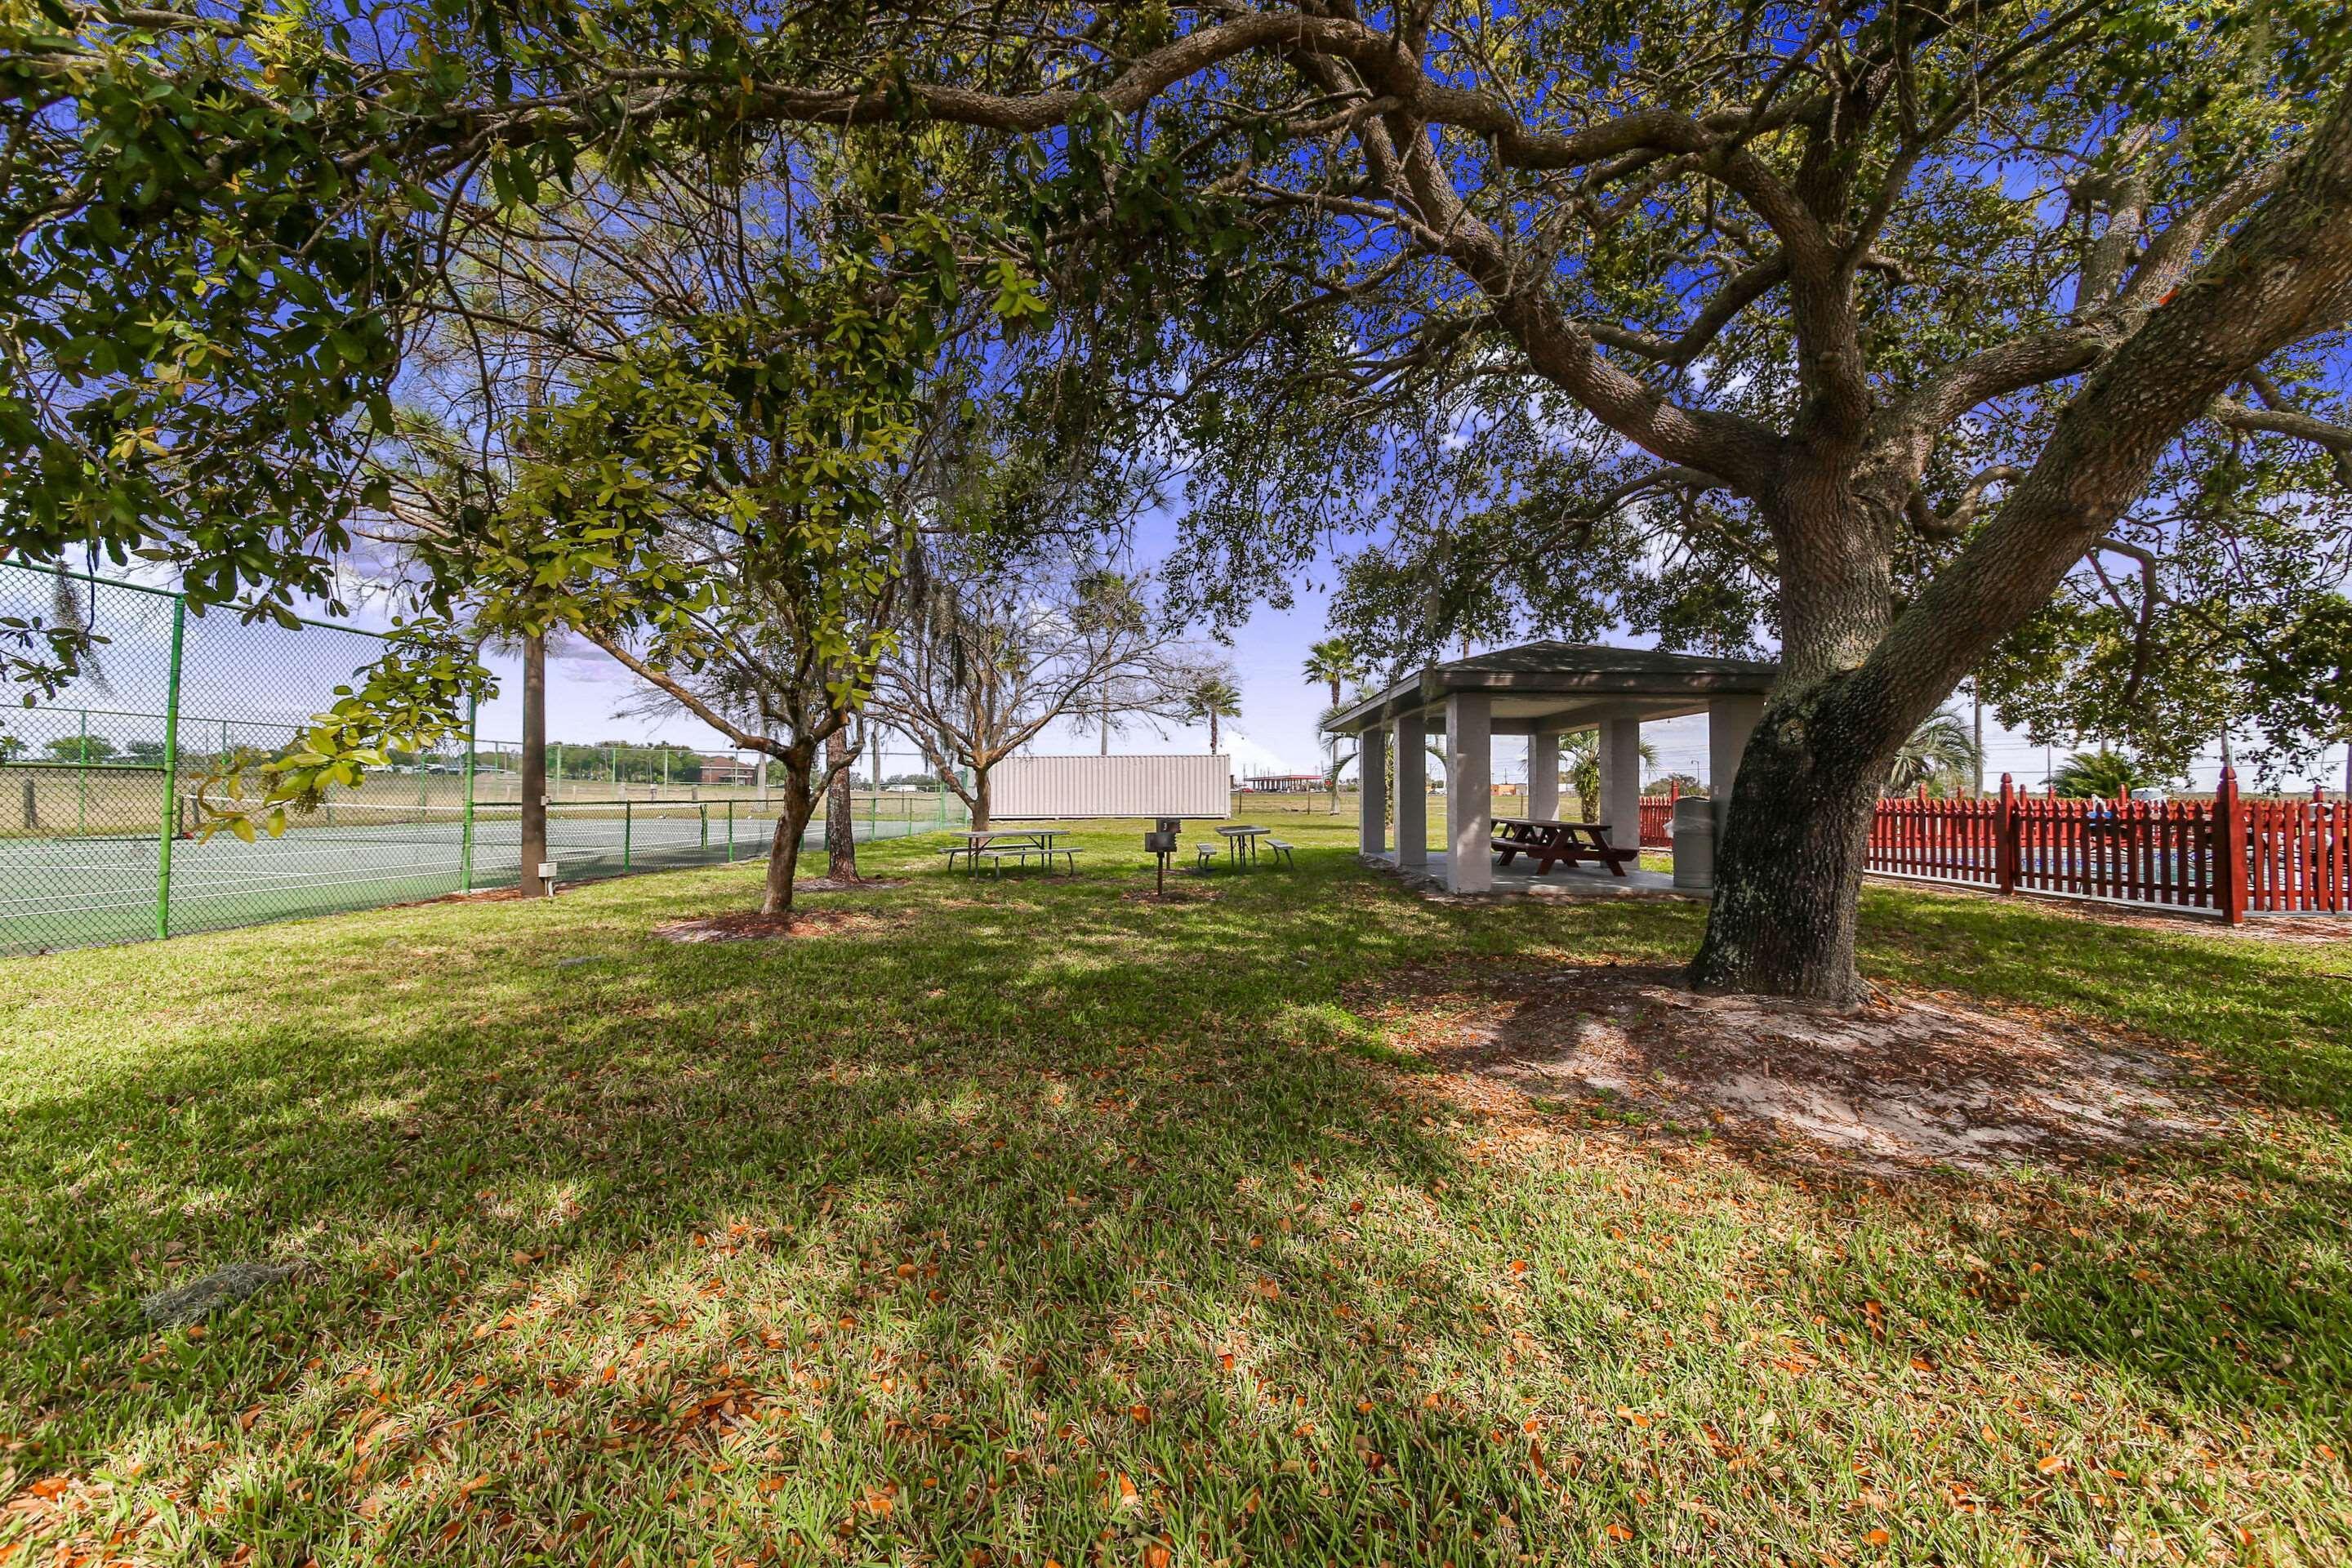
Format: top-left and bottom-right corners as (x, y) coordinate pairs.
(582, 629), (844, 773)
(1585, 256), (1788, 368)
(2211, 394), (2352, 486)
(1906, 465), (2025, 540)
(1874, 83), (2352, 716)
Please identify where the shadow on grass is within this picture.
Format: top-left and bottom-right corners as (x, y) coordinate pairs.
(1343, 934), (2352, 1426)
(1857, 882), (2352, 1117)
(2, 846), (1592, 1559)
(1, 834), (2346, 1560)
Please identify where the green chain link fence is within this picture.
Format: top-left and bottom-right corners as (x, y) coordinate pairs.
(2, 562), (966, 957)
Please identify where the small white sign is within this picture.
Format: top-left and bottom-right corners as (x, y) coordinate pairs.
(537, 862), (559, 882)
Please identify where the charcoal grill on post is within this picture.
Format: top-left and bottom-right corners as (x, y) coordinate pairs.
(1143, 818), (1181, 894)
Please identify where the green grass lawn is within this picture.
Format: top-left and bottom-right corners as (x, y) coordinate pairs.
(2, 817), (2346, 1565)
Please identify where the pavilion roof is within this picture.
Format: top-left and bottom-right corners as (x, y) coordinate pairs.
(1324, 640), (1780, 735)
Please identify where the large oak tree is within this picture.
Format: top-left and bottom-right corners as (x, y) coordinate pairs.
(7, 0), (2350, 993)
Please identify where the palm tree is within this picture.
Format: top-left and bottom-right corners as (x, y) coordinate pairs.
(1561, 730), (1658, 822)
(1303, 636), (1366, 808)
(2052, 748), (2163, 800)
(1191, 673), (1242, 754)
(1302, 636), (1365, 707)
(1886, 710), (1982, 796)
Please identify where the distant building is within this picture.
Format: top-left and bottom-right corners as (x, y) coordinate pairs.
(699, 753), (759, 786)
(1242, 773), (1325, 794)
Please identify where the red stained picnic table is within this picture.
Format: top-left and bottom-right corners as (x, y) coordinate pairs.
(1490, 817), (1641, 877)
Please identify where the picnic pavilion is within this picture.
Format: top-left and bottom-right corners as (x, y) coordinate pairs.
(1325, 642), (1780, 895)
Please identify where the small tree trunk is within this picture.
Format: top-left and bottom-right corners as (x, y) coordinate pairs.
(519, 634), (550, 898)
(824, 728), (858, 881)
(760, 768), (816, 917)
(971, 768), (991, 831)
(1209, 709), (1219, 753)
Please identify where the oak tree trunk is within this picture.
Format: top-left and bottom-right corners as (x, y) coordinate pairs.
(1686, 688), (1895, 1000)
(1687, 476), (1908, 1000)
(970, 767), (991, 831)
(824, 728), (858, 881)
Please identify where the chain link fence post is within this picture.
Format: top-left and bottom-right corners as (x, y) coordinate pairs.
(461, 689), (478, 892)
(154, 591), (186, 941)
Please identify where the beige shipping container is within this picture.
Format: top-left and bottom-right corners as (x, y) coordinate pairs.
(992, 755), (1231, 819)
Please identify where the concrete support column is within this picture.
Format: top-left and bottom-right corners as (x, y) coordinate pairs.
(1356, 725), (1388, 856)
(1527, 731), (1560, 821)
(1395, 715), (1428, 866)
(1601, 716), (1644, 847)
(1708, 695), (1766, 800)
(1445, 693), (1492, 893)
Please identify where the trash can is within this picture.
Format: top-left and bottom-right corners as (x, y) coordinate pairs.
(1671, 795), (1716, 889)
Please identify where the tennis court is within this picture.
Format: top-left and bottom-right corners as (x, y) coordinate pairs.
(0, 800), (947, 957)
(2, 563), (974, 958)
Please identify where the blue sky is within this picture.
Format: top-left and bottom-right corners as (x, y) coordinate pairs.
(466, 512), (2346, 795)
(21, 528), (2342, 795)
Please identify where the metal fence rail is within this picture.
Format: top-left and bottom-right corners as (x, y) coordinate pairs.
(1, 562), (967, 957)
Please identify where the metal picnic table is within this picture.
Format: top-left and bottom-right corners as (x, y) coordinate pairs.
(1216, 824), (1270, 867)
(949, 827), (1076, 875)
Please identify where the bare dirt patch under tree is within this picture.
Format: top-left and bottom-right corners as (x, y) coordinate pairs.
(653, 907), (901, 943)
(1349, 961), (2234, 1176)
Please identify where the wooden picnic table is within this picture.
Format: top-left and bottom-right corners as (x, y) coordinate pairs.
(1216, 824), (1270, 866)
(1490, 817), (1639, 878)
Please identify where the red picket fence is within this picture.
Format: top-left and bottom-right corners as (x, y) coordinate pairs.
(2246, 791), (2352, 915)
(1864, 771), (2349, 921)
(1637, 794), (1677, 848)
(1871, 792), (2002, 889)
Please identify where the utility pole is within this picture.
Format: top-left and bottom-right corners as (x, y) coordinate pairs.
(519, 341), (553, 896)
(520, 633), (550, 897)
(1971, 682), (1985, 799)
